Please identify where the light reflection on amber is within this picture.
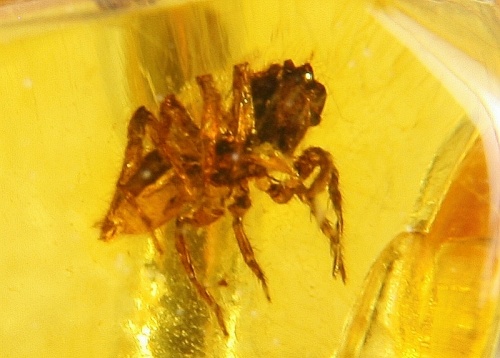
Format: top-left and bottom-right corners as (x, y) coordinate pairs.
(137, 325), (153, 355)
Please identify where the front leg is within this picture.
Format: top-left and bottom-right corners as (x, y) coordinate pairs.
(294, 147), (345, 282)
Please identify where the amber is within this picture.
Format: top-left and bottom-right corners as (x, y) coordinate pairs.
(99, 61), (344, 336)
(337, 133), (500, 357)
(0, 0), (499, 357)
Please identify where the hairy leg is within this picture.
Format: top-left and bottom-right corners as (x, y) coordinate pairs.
(196, 74), (226, 182)
(229, 185), (271, 301)
(175, 218), (228, 336)
(294, 146), (345, 282)
(119, 106), (156, 185)
(231, 63), (255, 146)
(155, 95), (202, 196)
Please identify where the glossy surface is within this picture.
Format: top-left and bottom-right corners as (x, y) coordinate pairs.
(0, 0), (499, 357)
(338, 125), (500, 358)
(99, 60), (343, 336)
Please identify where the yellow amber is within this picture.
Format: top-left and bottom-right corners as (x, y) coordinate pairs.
(337, 136), (500, 358)
(0, 0), (498, 357)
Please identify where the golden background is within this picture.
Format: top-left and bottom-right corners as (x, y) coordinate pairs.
(0, 0), (499, 357)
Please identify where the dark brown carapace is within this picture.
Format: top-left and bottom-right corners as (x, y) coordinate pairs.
(100, 60), (344, 335)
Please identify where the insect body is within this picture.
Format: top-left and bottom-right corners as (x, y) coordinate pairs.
(100, 60), (344, 335)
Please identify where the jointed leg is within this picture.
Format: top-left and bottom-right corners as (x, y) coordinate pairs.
(249, 142), (302, 203)
(232, 217), (271, 301)
(309, 197), (346, 283)
(231, 63), (255, 145)
(156, 95), (201, 195)
(175, 219), (228, 336)
(229, 186), (271, 301)
(119, 106), (156, 185)
(294, 147), (346, 282)
(196, 74), (226, 181)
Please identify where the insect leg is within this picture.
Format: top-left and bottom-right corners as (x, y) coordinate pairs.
(175, 218), (228, 336)
(249, 143), (300, 204)
(229, 187), (271, 301)
(119, 106), (157, 185)
(196, 74), (226, 182)
(254, 175), (297, 204)
(231, 63), (255, 146)
(156, 95), (201, 196)
(294, 147), (346, 282)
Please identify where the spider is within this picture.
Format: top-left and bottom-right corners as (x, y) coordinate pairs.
(100, 60), (344, 335)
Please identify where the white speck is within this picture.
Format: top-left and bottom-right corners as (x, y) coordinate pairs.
(22, 78), (33, 88)
(304, 72), (313, 81)
(115, 253), (131, 274)
(137, 332), (149, 347)
(231, 152), (239, 162)
(405, 225), (413, 232)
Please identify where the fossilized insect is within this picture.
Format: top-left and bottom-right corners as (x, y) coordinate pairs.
(100, 60), (344, 335)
